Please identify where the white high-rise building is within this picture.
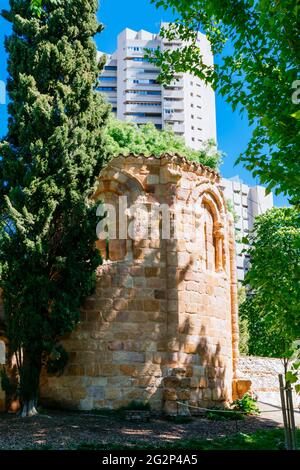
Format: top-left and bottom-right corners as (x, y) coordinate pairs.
(98, 26), (217, 150)
(220, 177), (274, 282)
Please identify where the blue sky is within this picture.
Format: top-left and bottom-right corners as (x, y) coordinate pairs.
(0, 0), (287, 206)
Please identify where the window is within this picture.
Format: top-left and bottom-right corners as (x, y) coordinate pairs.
(128, 46), (141, 52)
(127, 102), (160, 107)
(104, 65), (117, 71)
(126, 90), (161, 96)
(128, 78), (158, 85)
(97, 87), (117, 92)
(126, 112), (161, 117)
(202, 200), (224, 272)
(203, 206), (216, 271)
(132, 57), (151, 62)
(134, 69), (158, 74)
(190, 92), (193, 97)
(190, 81), (193, 86)
(191, 103), (194, 108)
(99, 76), (116, 81)
(192, 137), (195, 141)
(191, 114), (194, 119)
(191, 126), (194, 130)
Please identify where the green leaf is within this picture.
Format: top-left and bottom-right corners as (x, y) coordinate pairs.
(286, 371), (298, 384)
(291, 110), (300, 120)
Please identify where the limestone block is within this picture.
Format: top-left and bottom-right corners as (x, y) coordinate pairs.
(0, 340), (5, 365)
(177, 389), (191, 401)
(112, 351), (145, 364)
(163, 389), (177, 401)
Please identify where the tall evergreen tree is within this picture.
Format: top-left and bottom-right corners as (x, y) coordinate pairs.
(0, 0), (109, 416)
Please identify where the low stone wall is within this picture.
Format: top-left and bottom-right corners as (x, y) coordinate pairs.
(238, 356), (300, 407)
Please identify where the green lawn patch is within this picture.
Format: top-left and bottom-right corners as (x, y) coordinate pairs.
(75, 429), (300, 451)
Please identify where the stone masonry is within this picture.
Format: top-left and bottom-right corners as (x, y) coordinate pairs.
(36, 154), (238, 411)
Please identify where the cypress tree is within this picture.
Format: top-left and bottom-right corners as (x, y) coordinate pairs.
(0, 0), (109, 416)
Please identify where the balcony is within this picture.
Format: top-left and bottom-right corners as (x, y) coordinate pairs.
(163, 111), (184, 122)
(163, 89), (184, 99)
(165, 122), (185, 133)
(169, 79), (184, 88)
(125, 103), (162, 113)
(127, 71), (159, 81)
(124, 93), (162, 103)
(125, 83), (161, 93)
(162, 101), (184, 111)
(126, 115), (162, 125)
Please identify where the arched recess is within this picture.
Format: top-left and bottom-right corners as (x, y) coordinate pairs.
(194, 187), (226, 273)
(95, 170), (148, 262)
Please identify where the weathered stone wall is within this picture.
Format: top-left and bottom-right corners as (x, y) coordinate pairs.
(14, 153), (237, 412)
(238, 356), (300, 407)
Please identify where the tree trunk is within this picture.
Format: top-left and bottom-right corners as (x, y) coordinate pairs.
(19, 350), (41, 417)
(20, 399), (38, 418)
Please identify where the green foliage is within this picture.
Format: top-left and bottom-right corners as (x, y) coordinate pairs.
(238, 286), (249, 356)
(239, 207), (300, 358)
(30, 0), (63, 17)
(45, 344), (68, 375)
(238, 317), (249, 356)
(286, 340), (300, 394)
(104, 116), (223, 169)
(231, 393), (260, 416)
(0, 0), (109, 408)
(206, 407), (244, 421)
(74, 429), (296, 450)
(149, 1), (300, 204)
(206, 392), (259, 421)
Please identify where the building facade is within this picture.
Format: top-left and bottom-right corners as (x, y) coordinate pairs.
(220, 177), (274, 282)
(38, 154), (239, 412)
(98, 26), (217, 151)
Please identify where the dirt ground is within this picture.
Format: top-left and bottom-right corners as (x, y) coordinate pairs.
(0, 408), (283, 450)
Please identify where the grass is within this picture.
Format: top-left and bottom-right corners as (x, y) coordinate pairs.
(74, 429), (300, 451)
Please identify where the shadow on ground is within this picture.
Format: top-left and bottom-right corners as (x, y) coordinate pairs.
(0, 408), (287, 450)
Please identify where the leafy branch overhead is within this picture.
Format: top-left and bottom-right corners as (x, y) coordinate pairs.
(149, 0), (300, 204)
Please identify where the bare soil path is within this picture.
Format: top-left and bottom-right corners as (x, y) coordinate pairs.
(0, 409), (283, 450)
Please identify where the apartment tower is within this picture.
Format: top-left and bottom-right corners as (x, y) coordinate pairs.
(98, 25), (217, 150)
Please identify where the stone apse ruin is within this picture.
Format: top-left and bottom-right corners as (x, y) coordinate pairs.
(39, 154), (239, 413)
